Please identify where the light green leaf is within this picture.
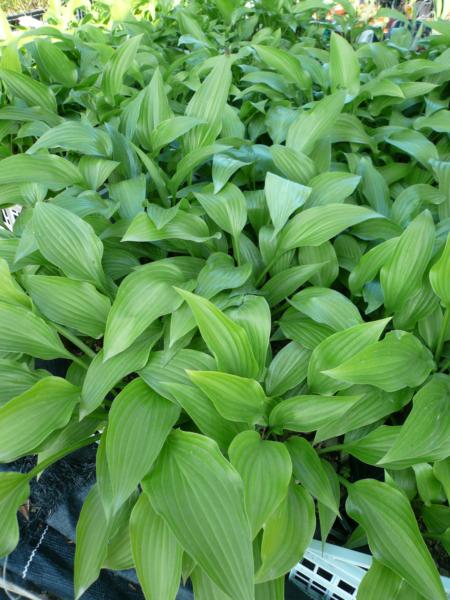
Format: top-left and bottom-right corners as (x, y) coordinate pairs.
(176, 288), (259, 378)
(144, 430), (254, 600)
(346, 479), (446, 600)
(290, 287), (362, 331)
(24, 275), (111, 339)
(0, 301), (70, 359)
(79, 156), (119, 191)
(286, 437), (340, 514)
(34, 39), (78, 87)
(307, 318), (390, 394)
(264, 172), (311, 236)
(253, 44), (310, 91)
(270, 394), (360, 434)
(380, 211), (435, 312)
(0, 472), (30, 558)
(324, 331), (435, 392)
(195, 182), (247, 238)
(151, 116), (203, 152)
(188, 370), (267, 425)
(298, 242), (339, 287)
(191, 566), (232, 600)
(0, 359), (47, 407)
(255, 482), (315, 583)
(0, 376), (79, 462)
(379, 375), (450, 468)
(306, 172), (361, 208)
(342, 425), (400, 465)
(33, 202), (108, 291)
(261, 263), (325, 306)
(265, 342), (311, 396)
(330, 32), (360, 99)
(27, 121), (111, 157)
(81, 326), (161, 418)
(430, 233), (450, 306)
(0, 67), (57, 112)
(196, 254), (252, 299)
(138, 68), (173, 148)
(0, 257), (31, 307)
(286, 91), (346, 155)
(414, 110), (450, 133)
(123, 210), (218, 244)
(106, 378), (180, 510)
(357, 560), (403, 600)
(0, 154), (81, 190)
(270, 145), (316, 184)
(229, 430), (292, 537)
(349, 237), (398, 295)
(212, 154), (250, 193)
(386, 129), (439, 167)
(279, 204), (381, 253)
(102, 35), (142, 104)
(130, 493), (183, 600)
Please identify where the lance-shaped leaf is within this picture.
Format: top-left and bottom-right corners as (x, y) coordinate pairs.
(130, 493), (183, 600)
(286, 91), (346, 155)
(196, 254), (252, 299)
(264, 172), (311, 236)
(0, 301), (70, 359)
(286, 437), (340, 514)
(346, 479), (446, 600)
(270, 394), (360, 434)
(307, 318), (390, 394)
(289, 287), (362, 331)
(0, 472), (30, 558)
(24, 275), (111, 339)
(191, 566), (232, 600)
(103, 262), (189, 359)
(0, 67), (57, 112)
(379, 375), (450, 468)
(229, 431), (292, 537)
(170, 143), (232, 193)
(0, 257), (31, 307)
(33, 202), (107, 290)
(348, 237), (398, 295)
(185, 55), (232, 150)
(341, 426), (401, 465)
(212, 154), (250, 193)
(74, 484), (110, 600)
(0, 359), (47, 407)
(34, 39), (78, 87)
(175, 289), (259, 378)
(195, 182), (247, 239)
(151, 116), (203, 152)
(324, 331), (435, 392)
(270, 145), (316, 184)
(278, 204), (381, 253)
(188, 370), (268, 425)
(330, 32), (360, 99)
(265, 342), (311, 397)
(318, 461), (340, 549)
(261, 263), (324, 306)
(106, 379), (180, 510)
(102, 35), (142, 104)
(253, 44), (310, 90)
(0, 377), (79, 462)
(380, 211), (435, 312)
(138, 68), (173, 147)
(357, 560), (403, 600)
(143, 430), (254, 600)
(81, 326), (161, 418)
(27, 121), (111, 157)
(0, 154), (81, 190)
(430, 233), (450, 306)
(255, 482), (315, 583)
(307, 172), (361, 208)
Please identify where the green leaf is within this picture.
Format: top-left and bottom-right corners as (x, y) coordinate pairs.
(74, 484), (109, 600)
(212, 154), (250, 193)
(357, 560), (403, 600)
(130, 493), (183, 600)
(379, 375), (450, 468)
(253, 44), (310, 91)
(0, 257), (31, 307)
(270, 394), (360, 434)
(289, 287), (362, 331)
(123, 210), (218, 244)
(81, 326), (161, 418)
(34, 39), (78, 87)
(27, 121), (111, 157)
(33, 202), (108, 291)
(349, 237), (398, 295)
(307, 318), (390, 394)
(278, 204), (381, 253)
(346, 479), (446, 600)
(380, 211), (435, 312)
(0, 472), (30, 557)
(261, 263), (325, 306)
(102, 35), (142, 104)
(330, 32), (360, 99)
(0, 359), (47, 407)
(196, 253), (252, 299)
(286, 437), (340, 514)
(430, 233), (450, 306)
(0, 154), (81, 190)
(0, 301), (70, 359)
(306, 172), (361, 208)
(0, 67), (57, 112)
(0, 376), (79, 461)
(144, 430), (254, 600)
(265, 342), (311, 396)
(188, 370), (268, 425)
(264, 172), (311, 236)
(191, 566), (232, 600)
(185, 55), (232, 150)
(151, 116), (203, 152)
(270, 145), (316, 184)
(414, 110), (450, 133)
(386, 129), (439, 168)
(103, 261), (190, 359)
(24, 275), (111, 339)
(195, 182), (247, 239)
(106, 378), (180, 510)
(324, 330), (435, 392)
(255, 482), (315, 583)
(342, 425), (401, 465)
(137, 68), (173, 147)
(229, 430), (292, 537)
(175, 288), (259, 378)
(286, 91), (346, 155)
(318, 460), (340, 548)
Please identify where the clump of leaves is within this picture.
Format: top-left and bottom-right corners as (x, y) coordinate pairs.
(0, 0), (449, 598)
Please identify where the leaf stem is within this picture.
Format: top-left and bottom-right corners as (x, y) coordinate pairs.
(53, 323), (96, 358)
(434, 306), (449, 364)
(317, 444), (344, 455)
(232, 234), (242, 266)
(255, 257), (276, 287)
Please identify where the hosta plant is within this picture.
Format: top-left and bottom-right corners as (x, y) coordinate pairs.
(0, 1), (449, 599)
